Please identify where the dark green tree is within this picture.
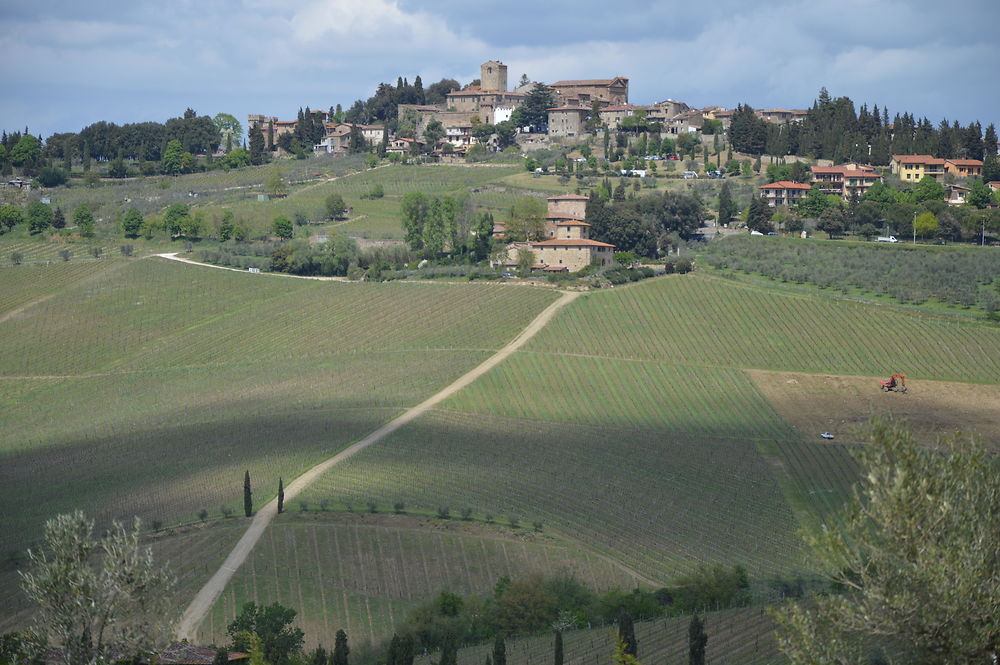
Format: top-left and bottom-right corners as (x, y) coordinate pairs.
(618, 613), (637, 658)
(520, 84), (557, 130)
(397, 633), (414, 665)
(348, 125), (366, 154)
(277, 478), (284, 514)
(52, 206), (65, 229)
(325, 194), (348, 220)
(212, 647), (228, 665)
(249, 126), (267, 165)
(73, 205), (95, 238)
(688, 615), (708, 665)
(26, 202), (53, 234)
(161, 140), (187, 175)
(309, 645), (327, 665)
(492, 635), (506, 665)
(553, 631), (563, 665)
(0, 204), (24, 232)
(243, 470), (253, 517)
(272, 216), (294, 240)
(717, 182), (737, 224)
(228, 602), (304, 665)
(401, 191), (429, 250)
(332, 629), (349, 665)
(746, 197), (774, 233)
(438, 633), (457, 665)
(122, 208), (143, 238)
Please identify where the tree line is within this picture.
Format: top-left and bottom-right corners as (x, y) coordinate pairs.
(728, 87), (998, 167)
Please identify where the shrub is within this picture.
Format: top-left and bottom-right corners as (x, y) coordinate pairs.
(393, 501), (406, 514)
(220, 505), (234, 518)
(460, 507), (473, 521)
(10, 251), (23, 265)
(437, 506), (451, 519)
(367, 500), (378, 513)
(198, 508), (208, 522)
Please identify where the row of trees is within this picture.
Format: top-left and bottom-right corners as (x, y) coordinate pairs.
(400, 191), (494, 260)
(0, 202), (94, 237)
(585, 190), (705, 257)
(728, 88), (998, 166)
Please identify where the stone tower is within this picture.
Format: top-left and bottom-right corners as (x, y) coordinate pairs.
(480, 60), (507, 92)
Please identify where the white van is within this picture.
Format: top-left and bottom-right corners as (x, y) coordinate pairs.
(876, 236), (899, 243)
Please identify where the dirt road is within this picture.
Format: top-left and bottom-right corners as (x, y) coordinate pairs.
(175, 289), (579, 641)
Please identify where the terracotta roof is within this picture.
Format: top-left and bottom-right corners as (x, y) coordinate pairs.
(542, 265), (569, 272)
(892, 154), (946, 165)
(987, 181), (1000, 189)
(555, 220), (591, 226)
(532, 238), (615, 248)
(945, 159), (983, 166)
(547, 106), (589, 112)
(548, 194), (590, 200)
(760, 181), (812, 190)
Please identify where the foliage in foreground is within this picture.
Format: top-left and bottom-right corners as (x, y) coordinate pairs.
(773, 419), (1000, 665)
(16, 511), (176, 665)
(702, 234), (1000, 313)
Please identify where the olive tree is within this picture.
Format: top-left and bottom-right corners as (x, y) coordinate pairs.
(773, 419), (1000, 665)
(19, 511), (176, 665)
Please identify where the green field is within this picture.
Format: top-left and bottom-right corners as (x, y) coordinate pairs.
(200, 513), (639, 647)
(0, 257), (559, 624)
(526, 273), (1000, 384)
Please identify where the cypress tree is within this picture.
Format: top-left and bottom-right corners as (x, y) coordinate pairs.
(52, 206), (65, 229)
(618, 613), (637, 658)
(492, 636), (506, 665)
(553, 631), (563, 665)
(688, 615), (708, 665)
(332, 629), (349, 665)
(244, 470), (253, 517)
(439, 633), (457, 665)
(249, 126), (266, 165)
(386, 636), (400, 665)
(398, 634), (414, 665)
(310, 646), (327, 665)
(277, 478), (284, 514)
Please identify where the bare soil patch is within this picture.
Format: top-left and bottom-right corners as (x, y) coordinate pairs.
(748, 370), (1000, 449)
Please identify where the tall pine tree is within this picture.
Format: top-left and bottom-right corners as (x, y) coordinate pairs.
(688, 615), (708, 665)
(244, 470), (253, 517)
(618, 613), (637, 657)
(332, 630), (349, 665)
(277, 478), (284, 514)
(553, 631), (563, 665)
(492, 636), (506, 665)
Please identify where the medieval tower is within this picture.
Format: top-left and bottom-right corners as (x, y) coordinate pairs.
(480, 60), (507, 92)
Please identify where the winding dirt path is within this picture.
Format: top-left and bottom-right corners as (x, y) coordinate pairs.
(175, 289), (579, 640)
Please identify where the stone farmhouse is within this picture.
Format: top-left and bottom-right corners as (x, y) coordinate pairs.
(550, 77), (629, 107)
(497, 195), (614, 272)
(546, 107), (590, 137)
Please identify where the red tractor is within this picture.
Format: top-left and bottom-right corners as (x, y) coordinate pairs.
(880, 373), (907, 393)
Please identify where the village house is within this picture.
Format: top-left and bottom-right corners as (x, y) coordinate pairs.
(543, 193), (589, 237)
(385, 137), (424, 155)
(759, 181), (812, 207)
(890, 154), (947, 182)
(988, 181), (1000, 193)
(810, 164), (884, 201)
(664, 110), (705, 135)
(756, 109), (809, 124)
(247, 114), (296, 147)
(546, 107), (589, 137)
(550, 77), (629, 107)
(598, 104), (637, 128)
(943, 158), (984, 178)
(944, 184), (971, 206)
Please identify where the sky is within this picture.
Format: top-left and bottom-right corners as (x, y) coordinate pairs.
(2, 0), (998, 141)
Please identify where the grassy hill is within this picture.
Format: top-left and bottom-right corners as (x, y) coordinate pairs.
(0, 257), (558, 626)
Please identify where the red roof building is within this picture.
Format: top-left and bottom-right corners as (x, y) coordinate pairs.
(759, 181), (812, 207)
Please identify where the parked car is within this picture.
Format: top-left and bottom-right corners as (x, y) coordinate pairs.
(681, 171), (698, 179)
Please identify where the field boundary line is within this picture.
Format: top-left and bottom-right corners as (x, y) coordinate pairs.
(175, 290), (580, 641)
